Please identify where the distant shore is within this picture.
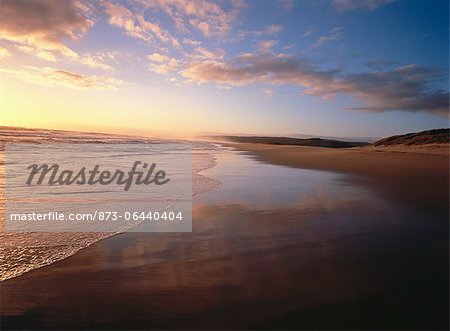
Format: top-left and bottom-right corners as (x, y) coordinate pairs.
(225, 142), (449, 217)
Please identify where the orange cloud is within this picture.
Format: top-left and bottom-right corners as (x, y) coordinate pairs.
(0, 66), (125, 89)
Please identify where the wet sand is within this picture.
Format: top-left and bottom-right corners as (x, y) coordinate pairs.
(1, 207), (447, 330)
(0, 145), (448, 330)
(226, 143), (449, 217)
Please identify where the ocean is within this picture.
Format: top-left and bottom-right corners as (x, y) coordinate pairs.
(0, 127), (221, 281)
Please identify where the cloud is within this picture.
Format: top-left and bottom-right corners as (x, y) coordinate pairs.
(194, 47), (226, 60)
(0, 66), (125, 89)
(181, 53), (343, 89)
(183, 38), (202, 46)
(278, 0), (295, 12)
(147, 53), (180, 74)
(332, 0), (394, 11)
(102, 2), (146, 41)
(78, 52), (118, 70)
(263, 88), (275, 96)
(342, 64), (449, 117)
(0, 1), (119, 70)
(303, 26), (317, 37)
(266, 24), (283, 34)
(0, 47), (12, 59)
(100, 0), (245, 73)
(147, 47), (226, 74)
(147, 53), (171, 63)
(181, 53), (449, 117)
(247, 24), (284, 38)
(283, 44), (296, 50)
(16, 45), (57, 62)
(258, 40), (278, 51)
(139, 0), (246, 37)
(102, 1), (179, 47)
(311, 27), (343, 48)
(366, 58), (398, 70)
(0, 0), (93, 59)
(15, 43), (116, 70)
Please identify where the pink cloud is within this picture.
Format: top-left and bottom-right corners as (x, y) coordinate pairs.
(0, 0), (93, 58)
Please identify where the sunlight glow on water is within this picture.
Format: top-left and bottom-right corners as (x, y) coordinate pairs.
(0, 129), (220, 281)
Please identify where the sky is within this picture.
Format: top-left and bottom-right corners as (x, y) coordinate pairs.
(0, 0), (448, 138)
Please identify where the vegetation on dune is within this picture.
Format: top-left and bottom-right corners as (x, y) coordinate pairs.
(373, 128), (449, 146)
(220, 136), (369, 148)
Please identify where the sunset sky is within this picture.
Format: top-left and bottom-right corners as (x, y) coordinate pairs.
(0, 0), (448, 138)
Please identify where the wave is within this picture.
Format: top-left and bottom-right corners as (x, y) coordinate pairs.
(0, 127), (222, 282)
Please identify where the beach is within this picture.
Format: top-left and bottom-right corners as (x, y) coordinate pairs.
(1, 141), (448, 329)
(225, 142), (449, 217)
(1, 1), (449, 329)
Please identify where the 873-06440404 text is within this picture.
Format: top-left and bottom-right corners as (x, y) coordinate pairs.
(9, 211), (185, 222)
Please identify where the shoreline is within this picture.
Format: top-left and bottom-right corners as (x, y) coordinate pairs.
(0, 142), (222, 282)
(1, 143), (448, 329)
(223, 142), (449, 218)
